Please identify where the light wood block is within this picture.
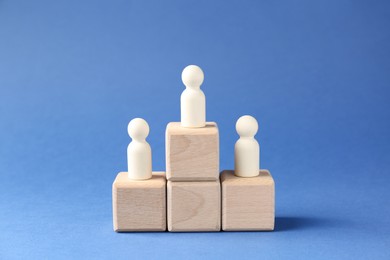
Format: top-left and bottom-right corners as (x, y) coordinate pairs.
(112, 172), (166, 232)
(167, 180), (221, 232)
(166, 122), (219, 181)
(221, 170), (275, 231)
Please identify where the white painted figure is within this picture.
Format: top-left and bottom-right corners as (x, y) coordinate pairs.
(127, 118), (152, 180)
(180, 65), (206, 128)
(234, 115), (260, 177)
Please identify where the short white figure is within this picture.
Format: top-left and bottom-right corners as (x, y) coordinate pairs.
(180, 65), (206, 128)
(127, 118), (152, 180)
(234, 115), (260, 177)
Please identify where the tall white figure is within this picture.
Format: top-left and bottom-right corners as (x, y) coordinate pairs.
(234, 115), (260, 177)
(127, 118), (152, 180)
(180, 65), (206, 128)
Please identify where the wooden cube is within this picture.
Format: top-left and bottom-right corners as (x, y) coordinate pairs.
(221, 170), (275, 231)
(167, 180), (221, 232)
(165, 122), (219, 181)
(112, 172), (166, 232)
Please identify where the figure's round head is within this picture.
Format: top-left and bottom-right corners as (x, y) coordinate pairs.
(128, 118), (149, 141)
(181, 65), (204, 89)
(236, 115), (258, 137)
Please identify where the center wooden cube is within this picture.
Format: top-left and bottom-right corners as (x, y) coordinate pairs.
(165, 122), (219, 181)
(167, 180), (221, 232)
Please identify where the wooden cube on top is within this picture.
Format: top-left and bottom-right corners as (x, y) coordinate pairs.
(167, 180), (221, 232)
(166, 122), (219, 181)
(112, 172), (166, 232)
(221, 170), (275, 231)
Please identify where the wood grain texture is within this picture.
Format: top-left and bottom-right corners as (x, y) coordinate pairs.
(112, 172), (166, 232)
(221, 170), (275, 231)
(166, 122), (219, 181)
(167, 180), (221, 232)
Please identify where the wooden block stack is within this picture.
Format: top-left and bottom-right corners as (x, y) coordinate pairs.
(166, 122), (221, 232)
(112, 65), (275, 233)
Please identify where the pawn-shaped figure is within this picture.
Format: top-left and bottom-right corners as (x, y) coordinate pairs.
(180, 65), (206, 128)
(234, 115), (260, 177)
(127, 118), (152, 180)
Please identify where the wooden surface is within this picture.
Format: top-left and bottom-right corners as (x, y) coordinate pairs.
(167, 180), (221, 232)
(166, 122), (219, 181)
(221, 170), (275, 231)
(112, 171), (166, 232)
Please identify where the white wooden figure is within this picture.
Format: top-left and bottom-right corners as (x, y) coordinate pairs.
(127, 118), (152, 180)
(234, 115), (260, 177)
(180, 65), (206, 128)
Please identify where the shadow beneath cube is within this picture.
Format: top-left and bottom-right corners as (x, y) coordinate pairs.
(275, 216), (347, 232)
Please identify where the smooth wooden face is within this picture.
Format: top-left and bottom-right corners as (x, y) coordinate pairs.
(166, 122), (219, 181)
(112, 172), (166, 232)
(167, 180), (221, 232)
(221, 170), (275, 231)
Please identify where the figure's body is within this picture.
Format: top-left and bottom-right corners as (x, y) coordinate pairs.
(234, 115), (260, 177)
(127, 118), (152, 180)
(180, 65), (206, 128)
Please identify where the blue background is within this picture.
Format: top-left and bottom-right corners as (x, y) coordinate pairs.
(1, 0), (389, 259)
